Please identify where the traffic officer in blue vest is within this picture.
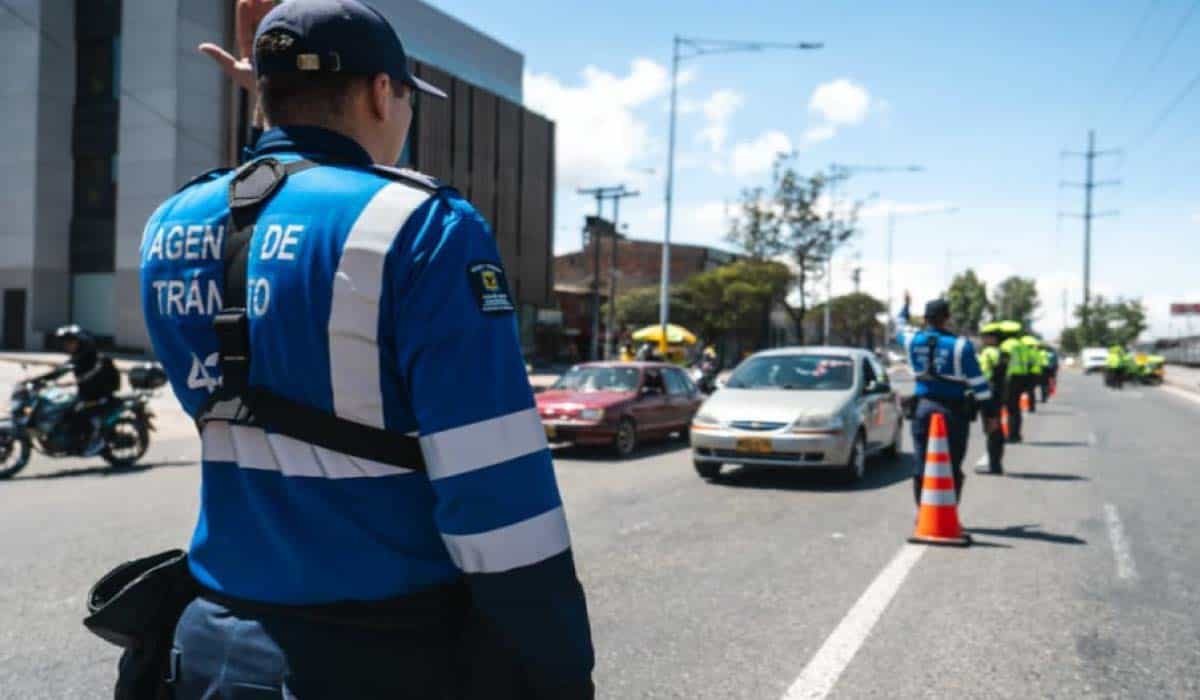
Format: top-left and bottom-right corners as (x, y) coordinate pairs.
(139, 1), (594, 697)
(897, 292), (998, 505)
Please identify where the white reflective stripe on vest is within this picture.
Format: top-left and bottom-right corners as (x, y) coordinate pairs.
(441, 506), (571, 574)
(953, 337), (966, 379)
(201, 421), (415, 478)
(419, 407), (548, 481)
(920, 489), (957, 506)
(328, 182), (431, 429)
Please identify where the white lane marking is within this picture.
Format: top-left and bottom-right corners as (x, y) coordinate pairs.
(1087, 432), (1097, 447)
(1103, 503), (1139, 582)
(781, 543), (926, 700)
(1160, 384), (1200, 407)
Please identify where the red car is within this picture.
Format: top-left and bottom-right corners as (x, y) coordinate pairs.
(536, 362), (704, 457)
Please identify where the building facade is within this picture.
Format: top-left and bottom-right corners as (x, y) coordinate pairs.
(1, 0), (554, 354)
(554, 235), (738, 303)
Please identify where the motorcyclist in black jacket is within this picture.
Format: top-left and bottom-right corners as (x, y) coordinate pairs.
(37, 325), (121, 454)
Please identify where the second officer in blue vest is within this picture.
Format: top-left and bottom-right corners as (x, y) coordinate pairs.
(896, 292), (997, 506)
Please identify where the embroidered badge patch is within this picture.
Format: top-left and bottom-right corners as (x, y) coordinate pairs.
(468, 261), (515, 314)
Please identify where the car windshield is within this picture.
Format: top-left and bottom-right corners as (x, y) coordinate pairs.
(552, 366), (642, 393)
(725, 354), (855, 391)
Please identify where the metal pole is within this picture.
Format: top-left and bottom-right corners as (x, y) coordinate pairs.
(606, 198), (622, 360)
(589, 194), (603, 360)
(659, 37), (680, 352)
(1082, 129), (1094, 337)
(823, 175), (837, 343)
(886, 210), (894, 335)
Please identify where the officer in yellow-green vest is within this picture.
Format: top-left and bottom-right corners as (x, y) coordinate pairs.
(998, 322), (1029, 442)
(977, 323), (1010, 474)
(1021, 334), (1044, 413)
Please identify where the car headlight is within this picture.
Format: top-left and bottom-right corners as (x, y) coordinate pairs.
(578, 408), (605, 421)
(790, 414), (844, 433)
(692, 413), (719, 426)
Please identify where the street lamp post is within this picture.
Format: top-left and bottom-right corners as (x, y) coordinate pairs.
(661, 36), (822, 350)
(823, 164), (923, 343)
(884, 205), (959, 337)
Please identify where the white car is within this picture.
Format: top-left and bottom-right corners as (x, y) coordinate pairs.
(1081, 347), (1109, 374)
(690, 347), (903, 482)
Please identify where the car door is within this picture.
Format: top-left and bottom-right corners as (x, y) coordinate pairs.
(663, 368), (696, 428)
(631, 368), (670, 432)
(868, 354), (898, 441)
(859, 358), (885, 447)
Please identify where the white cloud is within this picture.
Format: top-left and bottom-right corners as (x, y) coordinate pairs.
(859, 199), (958, 220)
(801, 124), (836, 145)
(525, 59), (669, 188)
(796, 79), (874, 147)
(731, 130), (793, 178)
(808, 79), (871, 125)
(697, 89), (744, 152)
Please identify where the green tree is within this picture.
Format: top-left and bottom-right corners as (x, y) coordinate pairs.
(1064, 295), (1147, 348)
(728, 156), (861, 344)
(946, 269), (990, 334)
(991, 276), (1040, 326)
(811, 292), (887, 348)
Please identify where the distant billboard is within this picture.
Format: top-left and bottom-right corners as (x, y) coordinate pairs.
(1170, 303), (1200, 315)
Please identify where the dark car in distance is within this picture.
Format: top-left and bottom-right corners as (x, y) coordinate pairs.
(536, 362), (703, 457)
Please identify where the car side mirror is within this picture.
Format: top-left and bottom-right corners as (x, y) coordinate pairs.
(864, 380), (887, 395)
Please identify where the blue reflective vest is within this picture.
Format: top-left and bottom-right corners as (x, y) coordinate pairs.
(896, 305), (992, 404)
(139, 126), (592, 684)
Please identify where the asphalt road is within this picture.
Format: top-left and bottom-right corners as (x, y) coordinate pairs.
(2, 371), (1198, 699)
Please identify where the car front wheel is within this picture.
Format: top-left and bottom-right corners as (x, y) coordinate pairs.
(614, 418), (638, 458)
(694, 459), (721, 480)
(842, 430), (867, 482)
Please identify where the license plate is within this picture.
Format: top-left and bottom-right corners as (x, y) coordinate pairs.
(544, 424), (557, 439)
(735, 437), (773, 454)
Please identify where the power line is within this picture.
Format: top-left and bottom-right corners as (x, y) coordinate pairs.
(1, 0), (223, 153)
(1113, 0), (1200, 121)
(1125, 66), (1200, 151)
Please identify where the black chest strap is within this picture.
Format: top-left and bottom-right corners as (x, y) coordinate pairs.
(203, 157), (426, 472)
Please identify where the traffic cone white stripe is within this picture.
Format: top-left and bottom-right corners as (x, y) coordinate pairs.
(923, 459), (953, 478)
(921, 489), (958, 506)
(927, 436), (949, 454)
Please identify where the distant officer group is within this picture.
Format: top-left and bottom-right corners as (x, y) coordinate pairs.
(898, 291), (1060, 499)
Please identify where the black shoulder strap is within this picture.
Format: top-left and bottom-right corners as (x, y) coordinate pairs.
(204, 158), (426, 472)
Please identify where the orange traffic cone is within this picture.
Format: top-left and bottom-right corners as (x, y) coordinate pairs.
(909, 413), (971, 547)
(1019, 392), (1031, 411)
(1000, 406), (1010, 439)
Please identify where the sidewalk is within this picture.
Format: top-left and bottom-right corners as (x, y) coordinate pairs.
(1165, 364), (1200, 394)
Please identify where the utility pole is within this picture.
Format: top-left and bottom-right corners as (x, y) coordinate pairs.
(1061, 131), (1120, 341)
(661, 36), (822, 351)
(823, 163), (923, 343)
(579, 185), (636, 360)
(605, 188), (640, 359)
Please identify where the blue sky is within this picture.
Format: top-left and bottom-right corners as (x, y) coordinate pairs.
(428, 0), (1200, 340)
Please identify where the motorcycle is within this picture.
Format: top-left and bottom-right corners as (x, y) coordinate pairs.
(0, 363), (165, 479)
(689, 362), (720, 395)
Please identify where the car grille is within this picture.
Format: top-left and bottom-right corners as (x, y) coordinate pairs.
(729, 421), (787, 432)
(704, 449), (826, 463)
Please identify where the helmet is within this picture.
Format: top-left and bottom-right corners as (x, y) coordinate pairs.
(54, 324), (95, 352)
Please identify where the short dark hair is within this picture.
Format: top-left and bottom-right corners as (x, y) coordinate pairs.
(256, 31), (371, 125)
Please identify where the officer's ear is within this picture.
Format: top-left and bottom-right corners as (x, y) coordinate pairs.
(366, 73), (395, 122)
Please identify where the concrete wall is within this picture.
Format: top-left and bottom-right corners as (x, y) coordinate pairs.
(113, 0), (229, 350)
(374, 0), (523, 104)
(0, 0), (75, 349)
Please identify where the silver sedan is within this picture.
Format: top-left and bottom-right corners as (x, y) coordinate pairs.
(690, 347), (903, 481)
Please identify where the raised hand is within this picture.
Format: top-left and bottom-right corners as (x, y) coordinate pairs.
(198, 0), (277, 93)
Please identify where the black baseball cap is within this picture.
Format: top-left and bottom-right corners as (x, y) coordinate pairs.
(924, 298), (950, 322)
(254, 0), (447, 99)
